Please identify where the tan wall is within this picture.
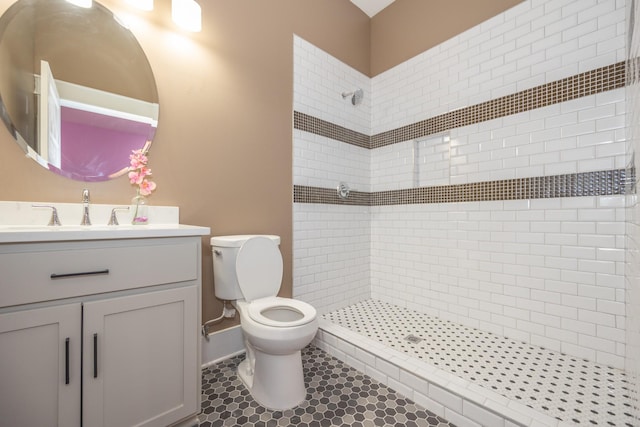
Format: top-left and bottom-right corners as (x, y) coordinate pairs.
(371, 0), (524, 76)
(0, 0), (519, 331)
(0, 0), (369, 331)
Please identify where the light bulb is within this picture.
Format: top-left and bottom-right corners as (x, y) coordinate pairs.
(127, 0), (153, 11)
(66, 0), (92, 7)
(172, 0), (201, 32)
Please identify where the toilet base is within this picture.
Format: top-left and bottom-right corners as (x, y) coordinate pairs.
(237, 348), (306, 411)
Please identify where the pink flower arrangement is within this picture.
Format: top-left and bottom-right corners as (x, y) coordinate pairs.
(128, 149), (156, 196)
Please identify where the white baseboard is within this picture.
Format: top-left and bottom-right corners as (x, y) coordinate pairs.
(201, 325), (245, 368)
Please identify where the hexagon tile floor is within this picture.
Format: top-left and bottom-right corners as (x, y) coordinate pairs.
(200, 345), (456, 427)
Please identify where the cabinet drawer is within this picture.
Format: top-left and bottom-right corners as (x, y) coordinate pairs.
(0, 238), (200, 308)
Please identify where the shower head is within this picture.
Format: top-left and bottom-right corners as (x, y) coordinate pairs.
(342, 88), (364, 106)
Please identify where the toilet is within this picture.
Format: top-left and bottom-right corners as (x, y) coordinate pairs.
(211, 235), (318, 410)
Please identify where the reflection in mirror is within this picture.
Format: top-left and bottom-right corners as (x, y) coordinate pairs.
(0, 0), (159, 181)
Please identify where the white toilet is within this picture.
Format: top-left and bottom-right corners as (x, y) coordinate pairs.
(211, 235), (318, 410)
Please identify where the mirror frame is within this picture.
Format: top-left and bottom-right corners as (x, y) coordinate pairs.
(0, 0), (159, 181)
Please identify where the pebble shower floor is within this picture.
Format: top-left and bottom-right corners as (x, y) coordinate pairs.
(200, 345), (455, 427)
(324, 300), (634, 426)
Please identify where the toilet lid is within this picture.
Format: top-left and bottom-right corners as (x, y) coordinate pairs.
(235, 236), (283, 302)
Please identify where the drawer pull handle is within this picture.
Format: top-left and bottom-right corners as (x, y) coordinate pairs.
(65, 338), (70, 385)
(93, 333), (98, 378)
(50, 269), (109, 279)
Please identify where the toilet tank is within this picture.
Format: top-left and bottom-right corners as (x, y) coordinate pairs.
(211, 235), (281, 301)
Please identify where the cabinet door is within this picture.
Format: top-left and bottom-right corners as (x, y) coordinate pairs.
(83, 286), (199, 427)
(0, 303), (81, 427)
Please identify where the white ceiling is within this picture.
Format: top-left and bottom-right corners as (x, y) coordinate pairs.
(350, 0), (396, 17)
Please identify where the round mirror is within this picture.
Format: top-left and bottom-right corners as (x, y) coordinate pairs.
(0, 0), (159, 181)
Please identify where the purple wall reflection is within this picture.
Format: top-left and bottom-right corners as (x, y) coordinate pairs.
(52, 106), (155, 181)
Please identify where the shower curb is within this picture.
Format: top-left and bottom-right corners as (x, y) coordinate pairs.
(315, 319), (575, 427)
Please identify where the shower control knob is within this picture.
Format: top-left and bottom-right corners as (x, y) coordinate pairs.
(337, 182), (350, 199)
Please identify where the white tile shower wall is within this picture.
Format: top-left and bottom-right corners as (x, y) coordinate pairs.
(370, 89), (626, 191)
(293, 203), (371, 314)
(625, 0), (640, 421)
(293, 0), (630, 368)
(371, 0), (626, 136)
(293, 35), (373, 312)
(370, 134), (451, 191)
(370, 197), (627, 368)
(293, 129), (370, 192)
(293, 35), (371, 136)
(452, 90), (625, 183)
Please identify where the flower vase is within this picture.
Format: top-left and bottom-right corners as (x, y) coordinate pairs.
(131, 193), (149, 225)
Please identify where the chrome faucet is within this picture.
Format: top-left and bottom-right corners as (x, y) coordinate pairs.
(80, 189), (91, 226)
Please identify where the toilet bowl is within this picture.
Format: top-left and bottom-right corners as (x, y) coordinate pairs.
(211, 235), (318, 410)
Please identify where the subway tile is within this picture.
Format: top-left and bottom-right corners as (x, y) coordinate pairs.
(561, 294), (598, 310)
(531, 311), (562, 328)
(545, 326), (578, 344)
(596, 351), (624, 368)
(578, 284), (616, 301)
(375, 357), (401, 380)
(578, 308), (616, 327)
(463, 401), (505, 427)
(412, 391), (446, 418)
(579, 334), (616, 353)
(597, 299), (625, 315)
(561, 318), (596, 336)
(577, 259), (616, 275)
(429, 384), (464, 413)
(545, 302), (578, 320)
(443, 409), (483, 427)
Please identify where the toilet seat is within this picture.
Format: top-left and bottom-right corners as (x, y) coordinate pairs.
(246, 297), (316, 328)
(236, 236), (283, 302)
(236, 236), (317, 328)
(235, 237), (317, 328)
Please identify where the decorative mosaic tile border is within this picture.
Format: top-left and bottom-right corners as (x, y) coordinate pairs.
(294, 62), (626, 149)
(293, 168), (632, 206)
(293, 185), (371, 205)
(293, 111), (369, 148)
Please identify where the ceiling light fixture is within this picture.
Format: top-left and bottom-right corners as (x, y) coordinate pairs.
(171, 0), (201, 32)
(127, 0), (153, 11)
(66, 0), (92, 8)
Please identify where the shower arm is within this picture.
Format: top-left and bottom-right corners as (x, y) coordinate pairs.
(341, 88), (363, 105)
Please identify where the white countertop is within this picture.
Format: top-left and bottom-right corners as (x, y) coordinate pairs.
(0, 201), (210, 243)
(0, 224), (210, 243)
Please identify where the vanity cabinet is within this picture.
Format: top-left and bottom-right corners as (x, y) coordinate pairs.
(0, 303), (81, 427)
(82, 286), (198, 427)
(0, 234), (205, 427)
